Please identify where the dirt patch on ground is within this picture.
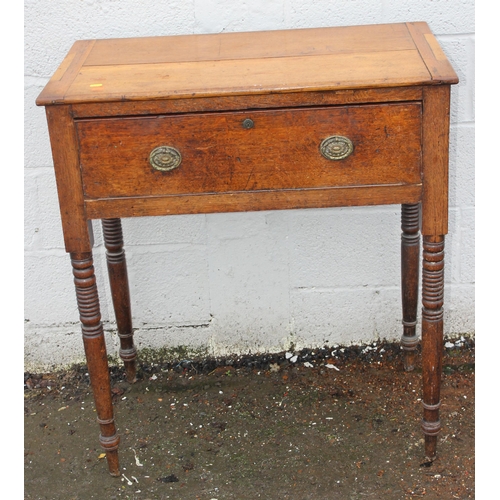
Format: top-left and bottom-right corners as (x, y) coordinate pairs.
(24, 339), (474, 499)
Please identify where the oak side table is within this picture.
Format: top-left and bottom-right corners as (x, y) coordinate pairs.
(36, 22), (458, 476)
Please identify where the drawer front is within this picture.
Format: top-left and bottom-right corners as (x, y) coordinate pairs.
(77, 103), (422, 199)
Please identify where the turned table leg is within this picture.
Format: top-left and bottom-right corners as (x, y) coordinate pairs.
(401, 203), (421, 371)
(421, 236), (445, 459)
(102, 218), (137, 383)
(71, 252), (120, 476)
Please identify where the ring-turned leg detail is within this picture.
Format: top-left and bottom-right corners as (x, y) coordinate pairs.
(102, 218), (137, 383)
(401, 203), (421, 371)
(71, 252), (120, 476)
(421, 236), (445, 460)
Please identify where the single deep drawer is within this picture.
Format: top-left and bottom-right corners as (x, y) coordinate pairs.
(77, 103), (422, 199)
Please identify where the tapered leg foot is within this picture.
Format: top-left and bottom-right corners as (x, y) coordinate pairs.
(99, 438), (120, 477)
(421, 236), (445, 459)
(71, 252), (121, 476)
(424, 435), (438, 461)
(102, 218), (137, 383)
(401, 203), (421, 371)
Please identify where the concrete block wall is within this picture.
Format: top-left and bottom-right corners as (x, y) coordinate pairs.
(24, 0), (475, 371)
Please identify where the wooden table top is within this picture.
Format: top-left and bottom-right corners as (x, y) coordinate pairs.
(36, 22), (457, 106)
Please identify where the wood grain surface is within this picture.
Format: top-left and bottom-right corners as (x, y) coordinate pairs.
(36, 22), (457, 106)
(77, 103), (422, 200)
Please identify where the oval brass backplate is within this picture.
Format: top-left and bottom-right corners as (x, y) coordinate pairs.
(320, 136), (354, 161)
(149, 146), (182, 171)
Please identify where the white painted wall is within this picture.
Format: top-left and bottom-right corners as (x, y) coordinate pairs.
(24, 0), (475, 371)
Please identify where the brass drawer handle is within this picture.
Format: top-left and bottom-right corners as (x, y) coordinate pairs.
(320, 135), (354, 161)
(149, 146), (182, 171)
